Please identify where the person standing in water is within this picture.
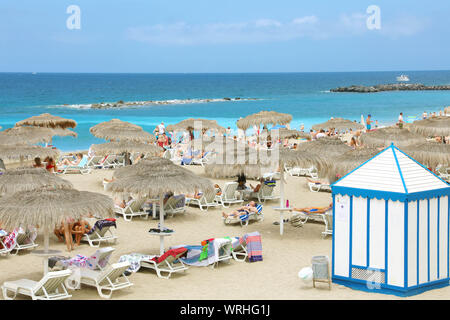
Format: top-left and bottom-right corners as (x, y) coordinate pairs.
(366, 114), (372, 131)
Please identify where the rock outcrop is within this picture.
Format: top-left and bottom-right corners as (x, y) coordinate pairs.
(331, 83), (450, 93)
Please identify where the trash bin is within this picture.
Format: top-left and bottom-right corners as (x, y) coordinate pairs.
(311, 255), (331, 289)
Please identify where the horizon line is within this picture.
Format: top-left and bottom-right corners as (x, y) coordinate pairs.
(1, 69), (450, 75)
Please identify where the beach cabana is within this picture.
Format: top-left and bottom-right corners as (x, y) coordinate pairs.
(331, 144), (450, 296)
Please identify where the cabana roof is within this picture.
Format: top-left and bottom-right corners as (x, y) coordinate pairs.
(332, 144), (449, 200)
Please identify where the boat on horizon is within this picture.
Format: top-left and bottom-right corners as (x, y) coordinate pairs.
(396, 74), (410, 82)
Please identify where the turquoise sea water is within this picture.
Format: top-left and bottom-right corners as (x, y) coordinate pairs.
(1, 71), (449, 151)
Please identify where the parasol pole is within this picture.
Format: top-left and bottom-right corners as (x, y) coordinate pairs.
(159, 194), (165, 255)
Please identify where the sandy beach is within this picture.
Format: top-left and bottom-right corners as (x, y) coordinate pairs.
(1, 163), (449, 300)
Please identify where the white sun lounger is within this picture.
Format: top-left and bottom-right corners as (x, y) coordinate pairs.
(58, 155), (92, 175)
(79, 261), (133, 299)
(82, 223), (118, 247)
(307, 178), (331, 192)
(223, 204), (264, 227)
(10, 231), (38, 255)
(140, 249), (189, 279)
(186, 189), (221, 211)
(248, 183), (279, 203)
(230, 238), (249, 262)
(114, 198), (149, 221)
(291, 207), (333, 238)
(2, 269), (72, 300)
(211, 238), (233, 268)
(164, 195), (186, 217)
(215, 182), (244, 208)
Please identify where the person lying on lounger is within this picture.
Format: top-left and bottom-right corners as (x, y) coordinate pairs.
(293, 203), (332, 214)
(59, 153), (83, 166)
(306, 177), (329, 185)
(222, 201), (258, 218)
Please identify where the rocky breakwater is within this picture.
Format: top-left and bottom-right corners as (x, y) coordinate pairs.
(331, 83), (450, 93)
(89, 97), (258, 109)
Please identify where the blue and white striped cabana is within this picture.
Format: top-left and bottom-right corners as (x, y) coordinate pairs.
(331, 144), (450, 296)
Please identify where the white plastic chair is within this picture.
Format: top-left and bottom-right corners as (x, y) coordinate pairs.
(114, 198), (149, 221)
(215, 182), (244, 208)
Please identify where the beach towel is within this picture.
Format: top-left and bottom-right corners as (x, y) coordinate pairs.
(175, 244), (216, 267)
(264, 180), (276, 187)
(2, 228), (19, 250)
(58, 248), (113, 270)
(212, 238), (232, 262)
(150, 247), (187, 264)
(240, 231), (263, 262)
(119, 253), (155, 273)
(0, 230), (8, 237)
(87, 219), (117, 235)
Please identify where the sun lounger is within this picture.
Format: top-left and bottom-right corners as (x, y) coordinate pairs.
(192, 151), (213, 166)
(140, 247), (188, 279)
(231, 232), (262, 262)
(82, 219), (118, 247)
(186, 189), (221, 211)
(215, 182), (244, 208)
(164, 195), (186, 217)
(58, 155), (92, 175)
(248, 183), (279, 203)
(10, 228), (38, 255)
(290, 206), (333, 237)
(115, 197), (149, 221)
(307, 178), (331, 192)
(223, 204), (263, 227)
(86, 155), (108, 169)
(79, 261), (133, 298)
(2, 269), (72, 300)
(211, 238), (233, 268)
(284, 164), (318, 178)
(436, 165), (450, 182)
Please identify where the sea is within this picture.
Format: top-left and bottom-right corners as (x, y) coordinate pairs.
(1, 71), (449, 151)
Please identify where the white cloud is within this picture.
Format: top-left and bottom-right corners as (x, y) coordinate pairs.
(126, 16), (319, 45)
(126, 13), (427, 46)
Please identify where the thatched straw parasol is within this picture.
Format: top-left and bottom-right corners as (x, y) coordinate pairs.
(91, 141), (162, 157)
(236, 111), (293, 131)
(269, 129), (310, 140)
(166, 118), (226, 133)
(107, 160), (213, 254)
(50, 128), (78, 138)
(409, 117), (450, 137)
(113, 158), (175, 179)
(360, 127), (426, 148)
(0, 126), (54, 145)
(90, 119), (155, 143)
(295, 137), (352, 157)
(0, 188), (113, 272)
(0, 167), (73, 195)
(16, 113), (77, 129)
(402, 142), (450, 169)
(312, 118), (364, 132)
(0, 144), (59, 164)
(322, 147), (381, 184)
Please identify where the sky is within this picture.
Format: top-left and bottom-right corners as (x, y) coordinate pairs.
(0, 0), (449, 73)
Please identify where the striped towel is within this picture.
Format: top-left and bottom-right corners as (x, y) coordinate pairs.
(240, 231), (263, 262)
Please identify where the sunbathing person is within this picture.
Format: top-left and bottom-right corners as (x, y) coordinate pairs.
(214, 184), (222, 196)
(54, 219), (76, 251)
(222, 201), (258, 218)
(250, 178), (265, 193)
(186, 189), (202, 199)
(45, 157), (57, 173)
(33, 157), (44, 168)
(59, 153), (83, 166)
(294, 203), (333, 214)
(114, 196), (133, 209)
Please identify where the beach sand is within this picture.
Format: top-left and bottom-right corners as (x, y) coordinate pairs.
(1, 165), (449, 300)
